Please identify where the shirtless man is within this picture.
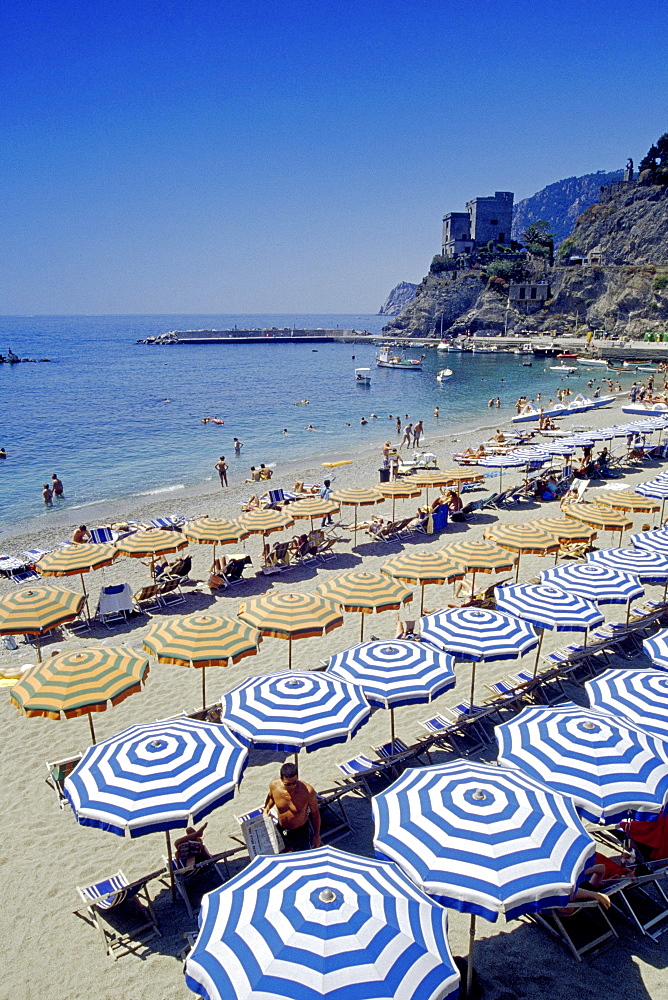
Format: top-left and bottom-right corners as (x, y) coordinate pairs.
(264, 762), (321, 852)
(215, 455), (228, 487)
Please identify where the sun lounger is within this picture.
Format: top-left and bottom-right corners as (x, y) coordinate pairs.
(133, 585), (161, 613)
(417, 712), (488, 756)
(158, 577), (185, 606)
(75, 868), (165, 958)
(532, 897), (618, 962)
(607, 869), (668, 941)
(162, 849), (238, 920)
(89, 527), (114, 544)
(147, 516), (183, 529)
(46, 753), (83, 807)
(97, 583), (134, 627)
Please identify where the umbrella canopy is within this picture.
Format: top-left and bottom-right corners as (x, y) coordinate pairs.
(330, 487), (385, 543)
(36, 543), (118, 576)
(587, 547), (668, 583)
(115, 528), (188, 559)
(238, 592), (343, 669)
(143, 613), (262, 707)
(477, 454), (526, 490)
(372, 760), (594, 923)
(240, 508), (295, 537)
(635, 480), (668, 522)
(643, 628), (668, 669)
(632, 527), (668, 556)
(316, 571), (412, 642)
(420, 607), (537, 705)
(64, 718), (248, 836)
(0, 586), (86, 659)
(528, 516), (597, 544)
(185, 846), (460, 1000)
(377, 481), (423, 519)
(586, 668), (668, 742)
(437, 468), (486, 483)
(288, 497), (341, 522)
(409, 471), (457, 502)
(594, 491), (660, 513)
(10, 646), (149, 743)
(381, 551), (464, 615)
(440, 539), (518, 575)
(562, 502), (633, 538)
(482, 524), (559, 580)
(327, 639), (456, 709)
(219, 671), (370, 755)
(496, 702), (668, 823)
(183, 516), (250, 546)
(545, 443), (576, 456)
(540, 563), (643, 605)
(494, 583), (604, 633)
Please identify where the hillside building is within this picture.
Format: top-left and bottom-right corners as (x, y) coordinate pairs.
(442, 191), (514, 257)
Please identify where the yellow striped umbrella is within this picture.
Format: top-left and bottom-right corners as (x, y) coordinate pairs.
(377, 482), (423, 520)
(238, 592), (344, 669)
(10, 646), (149, 742)
(409, 471), (457, 504)
(289, 497), (341, 528)
(143, 613), (261, 706)
(183, 517), (250, 569)
(316, 571), (413, 641)
(0, 586), (86, 661)
(330, 487), (385, 545)
(529, 516), (598, 543)
(563, 502), (633, 544)
(594, 492), (660, 513)
(240, 508), (295, 537)
(440, 539), (518, 593)
(381, 551), (464, 614)
(36, 543), (118, 616)
(437, 469), (486, 495)
(483, 524), (560, 581)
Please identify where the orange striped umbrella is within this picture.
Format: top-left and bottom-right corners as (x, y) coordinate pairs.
(0, 586), (86, 661)
(437, 469), (486, 495)
(594, 492), (660, 513)
(529, 516), (598, 543)
(143, 613), (261, 706)
(483, 524), (560, 580)
(238, 592), (344, 668)
(563, 502), (633, 543)
(377, 482), (423, 519)
(183, 516), (249, 569)
(330, 487), (385, 544)
(316, 571), (413, 641)
(10, 646), (149, 742)
(36, 542), (119, 615)
(381, 551), (464, 614)
(440, 539), (518, 593)
(289, 497), (341, 527)
(115, 528), (188, 580)
(240, 508), (295, 535)
(409, 471), (457, 503)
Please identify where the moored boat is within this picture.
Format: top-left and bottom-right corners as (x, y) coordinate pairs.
(436, 368), (453, 381)
(354, 367), (371, 383)
(376, 345), (424, 369)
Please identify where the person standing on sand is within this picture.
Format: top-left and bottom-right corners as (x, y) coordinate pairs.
(264, 762), (321, 851)
(51, 474), (64, 497)
(412, 421), (423, 447)
(42, 483), (53, 506)
(400, 423), (412, 449)
(215, 456), (228, 487)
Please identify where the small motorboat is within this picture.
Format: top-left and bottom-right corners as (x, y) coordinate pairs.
(557, 352), (579, 359)
(436, 341), (449, 350)
(436, 368), (453, 381)
(376, 346), (424, 369)
(521, 361), (532, 367)
(578, 357), (609, 367)
(549, 364), (578, 373)
(355, 367), (371, 383)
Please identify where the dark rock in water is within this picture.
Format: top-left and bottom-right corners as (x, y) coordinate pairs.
(378, 281), (418, 315)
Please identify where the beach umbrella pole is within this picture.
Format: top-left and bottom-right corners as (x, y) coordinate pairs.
(288, 635), (292, 670)
(360, 613), (365, 643)
(165, 831), (176, 901)
(80, 575), (91, 621)
(202, 665), (207, 709)
(420, 583), (426, 616)
(466, 914), (477, 997)
(469, 661), (478, 708)
(515, 552), (522, 582)
(87, 711), (97, 744)
(533, 629), (545, 678)
(390, 706), (396, 747)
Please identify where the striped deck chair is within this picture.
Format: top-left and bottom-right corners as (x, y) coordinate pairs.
(45, 753), (83, 807)
(76, 869), (164, 958)
(89, 527), (114, 544)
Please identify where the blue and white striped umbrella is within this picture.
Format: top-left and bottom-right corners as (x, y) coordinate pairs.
(64, 719), (248, 837)
(219, 671), (370, 754)
(185, 846), (460, 1000)
(496, 702), (668, 823)
(636, 481), (668, 498)
(545, 442), (575, 456)
(372, 761), (594, 923)
(494, 583), (604, 632)
(632, 527), (668, 556)
(586, 668), (668, 742)
(326, 639), (456, 708)
(420, 607), (538, 662)
(478, 455), (526, 469)
(587, 547), (668, 583)
(508, 447), (551, 462)
(643, 628), (668, 669)
(539, 563), (644, 604)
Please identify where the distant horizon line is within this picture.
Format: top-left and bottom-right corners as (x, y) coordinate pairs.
(0, 310), (385, 318)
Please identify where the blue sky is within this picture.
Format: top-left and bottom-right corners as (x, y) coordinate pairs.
(1, 0), (667, 314)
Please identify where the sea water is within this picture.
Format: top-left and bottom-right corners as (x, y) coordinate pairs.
(0, 314), (601, 528)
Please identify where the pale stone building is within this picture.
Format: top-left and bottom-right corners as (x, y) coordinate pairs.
(442, 191), (514, 257)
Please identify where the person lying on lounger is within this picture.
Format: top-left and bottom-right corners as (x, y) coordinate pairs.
(174, 824), (212, 869)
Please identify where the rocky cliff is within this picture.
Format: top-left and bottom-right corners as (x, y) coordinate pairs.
(378, 281), (418, 315)
(385, 180), (668, 340)
(511, 170), (623, 246)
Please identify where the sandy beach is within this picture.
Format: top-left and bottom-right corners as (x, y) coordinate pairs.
(2, 392), (668, 1000)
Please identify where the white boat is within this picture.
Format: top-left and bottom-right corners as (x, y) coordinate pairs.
(621, 401), (668, 416)
(512, 404), (543, 423)
(578, 357), (609, 367)
(354, 367), (371, 383)
(636, 365), (659, 373)
(549, 364), (578, 373)
(436, 368), (453, 381)
(436, 341), (449, 350)
(376, 346), (424, 369)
